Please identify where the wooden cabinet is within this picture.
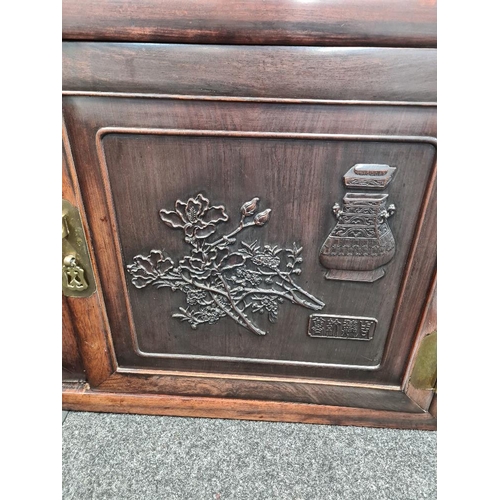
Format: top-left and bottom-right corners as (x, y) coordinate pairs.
(62, 0), (437, 429)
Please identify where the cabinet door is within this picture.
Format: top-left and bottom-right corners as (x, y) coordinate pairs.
(63, 43), (436, 428)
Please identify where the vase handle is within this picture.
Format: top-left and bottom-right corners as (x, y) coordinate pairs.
(381, 203), (396, 220)
(332, 202), (343, 219)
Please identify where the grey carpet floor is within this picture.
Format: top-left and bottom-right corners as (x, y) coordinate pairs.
(62, 412), (436, 500)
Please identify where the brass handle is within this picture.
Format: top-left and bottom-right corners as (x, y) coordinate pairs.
(62, 200), (96, 297)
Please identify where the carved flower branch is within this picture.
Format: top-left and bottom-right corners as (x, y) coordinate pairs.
(127, 194), (324, 336)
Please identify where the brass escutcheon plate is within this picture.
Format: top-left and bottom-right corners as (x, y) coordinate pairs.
(62, 199), (96, 298)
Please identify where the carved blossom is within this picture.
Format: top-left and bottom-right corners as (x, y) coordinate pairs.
(127, 250), (174, 288)
(159, 193), (228, 240)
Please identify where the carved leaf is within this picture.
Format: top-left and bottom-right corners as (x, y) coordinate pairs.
(203, 205), (229, 224)
(194, 224), (217, 239)
(159, 209), (185, 229)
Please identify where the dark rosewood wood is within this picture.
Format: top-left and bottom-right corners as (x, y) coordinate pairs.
(62, 295), (85, 381)
(62, 95), (436, 386)
(63, 142), (86, 381)
(62, 386), (437, 430)
(380, 168), (436, 386)
(62, 0), (437, 48)
(62, 31), (437, 429)
(63, 43), (437, 102)
(63, 122), (115, 386)
(97, 372), (422, 412)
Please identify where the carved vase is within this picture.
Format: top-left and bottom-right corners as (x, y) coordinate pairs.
(319, 193), (396, 282)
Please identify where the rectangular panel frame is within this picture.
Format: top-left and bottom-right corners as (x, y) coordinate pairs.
(94, 126), (436, 376)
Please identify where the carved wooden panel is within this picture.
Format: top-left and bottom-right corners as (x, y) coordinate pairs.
(127, 194), (325, 337)
(63, 95), (436, 386)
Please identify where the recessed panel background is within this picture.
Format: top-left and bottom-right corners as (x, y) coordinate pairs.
(101, 132), (435, 369)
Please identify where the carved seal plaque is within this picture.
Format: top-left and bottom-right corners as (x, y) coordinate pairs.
(308, 314), (377, 340)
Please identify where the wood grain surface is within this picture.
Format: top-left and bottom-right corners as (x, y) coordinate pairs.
(62, 35), (437, 428)
(62, 0), (437, 48)
(62, 384), (437, 430)
(63, 94), (436, 386)
(62, 294), (85, 381)
(63, 122), (115, 386)
(97, 372), (423, 412)
(63, 43), (437, 103)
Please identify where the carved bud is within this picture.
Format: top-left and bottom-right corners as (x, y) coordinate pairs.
(253, 209), (271, 226)
(240, 197), (259, 217)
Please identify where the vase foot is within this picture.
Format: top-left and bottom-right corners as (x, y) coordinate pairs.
(324, 268), (385, 282)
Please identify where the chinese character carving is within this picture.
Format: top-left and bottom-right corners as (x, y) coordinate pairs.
(308, 315), (377, 340)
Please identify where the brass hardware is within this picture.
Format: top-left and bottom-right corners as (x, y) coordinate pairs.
(409, 331), (437, 390)
(63, 255), (89, 292)
(62, 200), (96, 297)
(62, 215), (69, 239)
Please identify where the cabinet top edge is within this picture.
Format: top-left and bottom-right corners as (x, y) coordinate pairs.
(62, 0), (437, 48)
